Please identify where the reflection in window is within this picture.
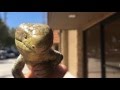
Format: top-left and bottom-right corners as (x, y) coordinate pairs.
(85, 24), (101, 78)
(105, 18), (120, 78)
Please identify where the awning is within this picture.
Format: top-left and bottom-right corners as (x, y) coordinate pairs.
(48, 12), (115, 30)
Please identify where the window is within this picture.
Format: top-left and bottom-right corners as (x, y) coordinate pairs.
(83, 13), (120, 78)
(84, 24), (101, 78)
(104, 16), (120, 78)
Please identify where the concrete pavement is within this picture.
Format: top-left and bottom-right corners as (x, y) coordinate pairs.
(0, 58), (75, 78)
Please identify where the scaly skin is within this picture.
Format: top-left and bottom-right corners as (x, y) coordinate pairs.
(12, 23), (63, 78)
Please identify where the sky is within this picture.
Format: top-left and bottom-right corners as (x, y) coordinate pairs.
(0, 12), (47, 29)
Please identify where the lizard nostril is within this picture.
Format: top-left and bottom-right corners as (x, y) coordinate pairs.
(31, 45), (35, 49)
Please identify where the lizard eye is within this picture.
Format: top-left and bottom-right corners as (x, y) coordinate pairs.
(31, 45), (35, 49)
(23, 33), (27, 39)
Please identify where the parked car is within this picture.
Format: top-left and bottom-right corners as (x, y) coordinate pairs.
(0, 48), (19, 60)
(0, 50), (7, 60)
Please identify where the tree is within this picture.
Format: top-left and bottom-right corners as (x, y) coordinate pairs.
(9, 28), (16, 39)
(6, 28), (16, 47)
(0, 18), (9, 48)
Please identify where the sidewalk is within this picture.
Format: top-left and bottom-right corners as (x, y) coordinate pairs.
(0, 58), (76, 78)
(63, 72), (76, 78)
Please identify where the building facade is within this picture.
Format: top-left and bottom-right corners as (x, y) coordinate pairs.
(48, 12), (120, 78)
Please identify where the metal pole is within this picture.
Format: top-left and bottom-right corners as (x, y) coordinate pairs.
(83, 31), (88, 78)
(0, 12), (1, 19)
(4, 12), (7, 24)
(100, 23), (106, 78)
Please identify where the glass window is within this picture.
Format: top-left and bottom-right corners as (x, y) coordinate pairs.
(104, 18), (120, 78)
(85, 24), (101, 78)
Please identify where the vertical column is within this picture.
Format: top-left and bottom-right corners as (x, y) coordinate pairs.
(100, 24), (106, 78)
(60, 30), (68, 68)
(77, 29), (84, 78)
(68, 30), (78, 76)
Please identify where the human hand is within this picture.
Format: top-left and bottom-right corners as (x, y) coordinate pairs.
(25, 64), (67, 78)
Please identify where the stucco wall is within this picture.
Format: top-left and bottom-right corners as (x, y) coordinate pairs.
(68, 30), (78, 76)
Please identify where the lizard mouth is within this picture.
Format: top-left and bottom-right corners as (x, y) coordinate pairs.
(15, 39), (32, 52)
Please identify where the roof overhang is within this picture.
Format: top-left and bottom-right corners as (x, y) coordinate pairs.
(48, 12), (116, 30)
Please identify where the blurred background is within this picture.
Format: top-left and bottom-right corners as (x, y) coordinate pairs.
(0, 12), (120, 78)
(0, 12), (47, 78)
